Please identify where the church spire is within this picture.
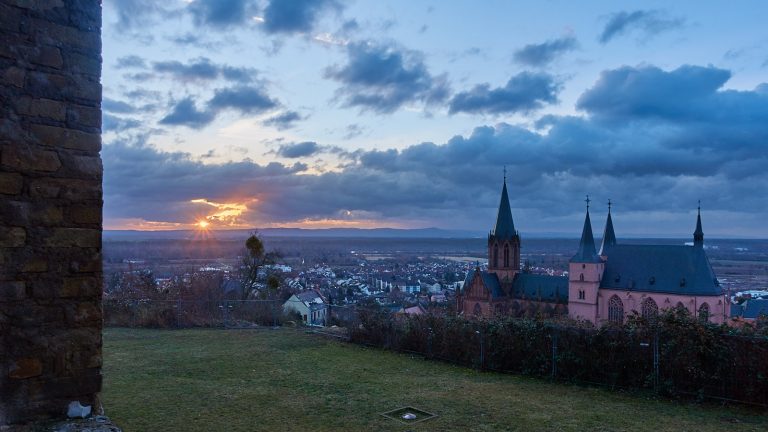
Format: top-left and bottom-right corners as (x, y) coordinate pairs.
(491, 173), (516, 240)
(571, 195), (601, 263)
(599, 199), (616, 256)
(693, 200), (704, 248)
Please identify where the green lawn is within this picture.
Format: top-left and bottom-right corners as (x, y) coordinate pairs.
(103, 328), (767, 432)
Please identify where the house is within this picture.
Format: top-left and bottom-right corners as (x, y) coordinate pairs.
(730, 299), (768, 321)
(283, 290), (328, 326)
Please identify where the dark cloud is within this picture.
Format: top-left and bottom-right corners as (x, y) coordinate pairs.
(325, 41), (450, 113)
(262, 111), (304, 130)
(103, 98), (137, 114)
(449, 72), (560, 115)
(109, 0), (171, 32)
(599, 10), (684, 44)
(102, 114), (141, 133)
(513, 37), (578, 67)
(152, 58), (257, 83)
(276, 141), (321, 158)
(187, 0), (257, 28)
(159, 98), (215, 129)
(208, 86), (278, 113)
(263, 0), (340, 34)
(115, 55), (146, 69)
(104, 64), (768, 235)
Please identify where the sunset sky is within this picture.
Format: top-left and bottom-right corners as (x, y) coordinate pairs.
(101, 0), (768, 237)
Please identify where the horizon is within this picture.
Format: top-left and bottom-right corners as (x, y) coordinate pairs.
(101, 1), (768, 237)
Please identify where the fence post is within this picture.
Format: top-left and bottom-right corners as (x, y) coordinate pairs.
(475, 330), (484, 371)
(551, 326), (558, 379)
(427, 327), (433, 359)
(653, 329), (660, 392)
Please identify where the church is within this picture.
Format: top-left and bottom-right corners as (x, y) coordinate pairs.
(456, 178), (728, 325)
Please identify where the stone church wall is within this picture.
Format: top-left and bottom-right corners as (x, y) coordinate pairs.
(0, 0), (102, 425)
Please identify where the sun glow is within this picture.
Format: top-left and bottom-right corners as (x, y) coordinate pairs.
(196, 220), (210, 229)
(190, 198), (252, 228)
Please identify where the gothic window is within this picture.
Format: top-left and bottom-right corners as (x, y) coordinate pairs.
(493, 245), (499, 268)
(699, 303), (710, 322)
(608, 295), (624, 324)
(473, 303), (482, 317)
(641, 297), (659, 321)
(579, 273), (584, 281)
(503, 244), (510, 268)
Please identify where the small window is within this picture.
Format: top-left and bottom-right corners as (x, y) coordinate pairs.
(582, 264), (586, 269)
(649, 276), (655, 285)
(614, 274), (621, 283)
(680, 278), (686, 287)
(579, 273), (584, 281)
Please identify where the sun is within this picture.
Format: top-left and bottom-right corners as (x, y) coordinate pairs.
(196, 220), (210, 230)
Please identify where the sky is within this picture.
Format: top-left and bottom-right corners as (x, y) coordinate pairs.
(101, 0), (768, 237)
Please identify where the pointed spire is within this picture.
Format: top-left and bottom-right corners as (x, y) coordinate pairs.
(599, 199), (616, 256)
(571, 195), (601, 263)
(694, 200), (704, 248)
(491, 173), (516, 240)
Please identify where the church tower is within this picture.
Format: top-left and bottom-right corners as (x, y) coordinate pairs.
(487, 175), (520, 282)
(693, 201), (704, 248)
(568, 196), (604, 323)
(599, 199), (616, 257)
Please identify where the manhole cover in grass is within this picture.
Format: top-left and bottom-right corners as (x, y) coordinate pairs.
(381, 406), (437, 424)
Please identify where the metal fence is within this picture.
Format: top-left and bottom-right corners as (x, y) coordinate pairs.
(347, 309), (768, 407)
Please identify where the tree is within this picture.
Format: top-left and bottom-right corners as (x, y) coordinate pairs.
(239, 232), (281, 300)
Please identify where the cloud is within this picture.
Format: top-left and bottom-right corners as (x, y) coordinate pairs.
(115, 55), (146, 69)
(103, 114), (141, 133)
(159, 98), (216, 129)
(108, 0), (172, 32)
(599, 10), (684, 44)
(325, 41), (450, 113)
(103, 98), (137, 114)
(187, 0), (257, 28)
(208, 86), (278, 113)
(152, 57), (257, 83)
(513, 37), (578, 67)
(449, 72), (560, 115)
(276, 141), (321, 158)
(104, 64), (768, 235)
(262, 0), (341, 34)
(262, 111), (304, 130)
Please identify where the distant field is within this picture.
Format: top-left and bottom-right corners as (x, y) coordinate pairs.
(103, 328), (768, 432)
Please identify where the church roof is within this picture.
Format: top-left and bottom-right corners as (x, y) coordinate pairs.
(599, 211), (616, 256)
(463, 268), (505, 298)
(600, 244), (722, 296)
(571, 209), (602, 263)
(511, 274), (569, 303)
(491, 180), (516, 240)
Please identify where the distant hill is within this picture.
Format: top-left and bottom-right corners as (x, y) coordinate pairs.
(103, 227), (484, 241)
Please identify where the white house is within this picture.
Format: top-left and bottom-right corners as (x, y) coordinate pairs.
(283, 290), (328, 326)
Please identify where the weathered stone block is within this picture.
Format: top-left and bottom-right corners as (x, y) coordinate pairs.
(18, 98), (67, 121)
(73, 302), (101, 324)
(69, 250), (101, 273)
(45, 228), (100, 248)
(1, 144), (61, 172)
(0, 227), (26, 247)
(0, 172), (23, 195)
(30, 46), (64, 69)
(29, 124), (100, 151)
(9, 358), (43, 379)
(1, 66), (25, 88)
(61, 277), (100, 298)
(29, 177), (101, 200)
(68, 104), (101, 129)
(22, 259), (47, 273)
(68, 205), (101, 224)
(0, 281), (25, 301)
(61, 154), (102, 178)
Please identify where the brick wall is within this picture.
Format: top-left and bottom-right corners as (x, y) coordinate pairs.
(0, 0), (102, 425)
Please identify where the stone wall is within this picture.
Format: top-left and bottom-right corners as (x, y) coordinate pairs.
(0, 0), (102, 426)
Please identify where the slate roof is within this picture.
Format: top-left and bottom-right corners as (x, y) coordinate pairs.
(733, 299), (768, 319)
(571, 210), (602, 263)
(491, 181), (516, 240)
(463, 268), (505, 298)
(601, 244), (722, 296)
(296, 290), (324, 303)
(511, 274), (569, 303)
(462, 269), (567, 302)
(599, 211), (616, 256)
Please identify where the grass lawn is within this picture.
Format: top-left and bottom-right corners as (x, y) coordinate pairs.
(103, 328), (768, 432)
